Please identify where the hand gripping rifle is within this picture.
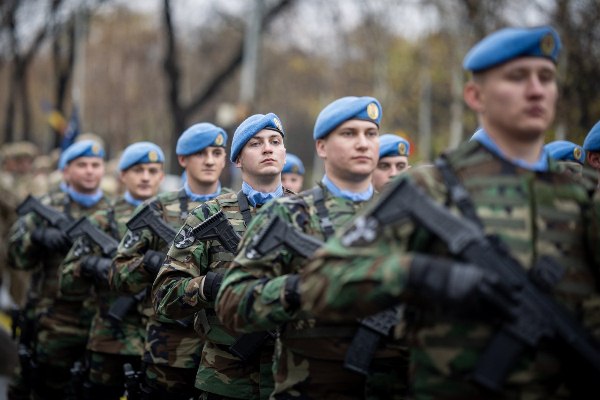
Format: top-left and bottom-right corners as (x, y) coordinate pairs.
(340, 178), (600, 392)
(66, 216), (119, 257)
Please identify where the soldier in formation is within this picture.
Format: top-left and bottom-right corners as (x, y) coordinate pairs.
(152, 113), (292, 399)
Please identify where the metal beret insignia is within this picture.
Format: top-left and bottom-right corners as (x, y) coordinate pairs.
(291, 165), (299, 173)
(398, 142), (407, 156)
(148, 150), (158, 162)
(273, 117), (283, 132)
(540, 33), (555, 56)
(367, 102), (379, 120)
(573, 146), (582, 161)
(214, 133), (224, 146)
(91, 143), (101, 155)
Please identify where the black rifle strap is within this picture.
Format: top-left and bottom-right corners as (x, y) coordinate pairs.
(435, 155), (483, 229)
(63, 193), (72, 219)
(107, 207), (120, 241)
(178, 188), (189, 220)
(237, 190), (253, 227)
(306, 186), (334, 240)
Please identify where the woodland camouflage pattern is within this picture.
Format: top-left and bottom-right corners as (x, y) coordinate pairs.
(110, 188), (229, 391)
(153, 189), (294, 399)
(60, 196), (144, 386)
(8, 189), (111, 367)
(296, 141), (600, 399)
(216, 184), (408, 399)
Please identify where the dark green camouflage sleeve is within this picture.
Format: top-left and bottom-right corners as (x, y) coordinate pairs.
(151, 202), (217, 321)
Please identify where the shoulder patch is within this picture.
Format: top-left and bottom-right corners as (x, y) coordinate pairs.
(122, 231), (141, 249)
(174, 225), (196, 249)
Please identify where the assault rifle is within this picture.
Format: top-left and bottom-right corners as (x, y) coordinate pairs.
(247, 215), (403, 375)
(176, 210), (241, 254)
(340, 177), (600, 391)
(66, 216), (119, 257)
(16, 194), (73, 230)
(126, 203), (177, 245)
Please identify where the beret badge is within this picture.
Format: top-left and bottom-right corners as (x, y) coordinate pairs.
(91, 143), (101, 155)
(540, 33), (556, 56)
(573, 147), (582, 161)
(398, 142), (407, 156)
(214, 133), (224, 146)
(274, 117), (283, 132)
(367, 103), (379, 120)
(148, 150), (159, 162)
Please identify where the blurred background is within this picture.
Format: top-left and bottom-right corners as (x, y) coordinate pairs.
(0, 0), (599, 187)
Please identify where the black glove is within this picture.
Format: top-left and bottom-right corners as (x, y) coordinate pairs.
(31, 227), (70, 252)
(202, 271), (224, 301)
(408, 254), (518, 319)
(142, 250), (167, 276)
(81, 255), (112, 285)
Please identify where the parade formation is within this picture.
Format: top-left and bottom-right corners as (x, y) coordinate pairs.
(1, 24), (600, 400)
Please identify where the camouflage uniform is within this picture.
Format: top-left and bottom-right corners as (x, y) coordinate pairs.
(296, 141), (600, 399)
(111, 188), (230, 398)
(8, 189), (111, 398)
(217, 184), (408, 399)
(153, 188), (294, 400)
(59, 196), (145, 397)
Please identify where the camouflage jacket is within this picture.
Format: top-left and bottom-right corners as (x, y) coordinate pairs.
(296, 140), (600, 399)
(8, 190), (112, 316)
(152, 188), (294, 398)
(110, 187), (230, 368)
(59, 196), (144, 355)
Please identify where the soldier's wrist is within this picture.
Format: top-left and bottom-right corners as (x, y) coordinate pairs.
(281, 274), (300, 312)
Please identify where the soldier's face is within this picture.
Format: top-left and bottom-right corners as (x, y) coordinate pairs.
(64, 156), (105, 194)
(236, 130), (286, 178)
(465, 57), (558, 141)
(180, 146), (226, 186)
(316, 120), (379, 182)
(372, 155), (410, 192)
(120, 162), (164, 201)
(281, 172), (304, 193)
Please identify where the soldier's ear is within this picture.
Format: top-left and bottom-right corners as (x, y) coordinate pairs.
(177, 155), (187, 169)
(464, 81), (484, 113)
(587, 151), (600, 169)
(315, 139), (327, 159)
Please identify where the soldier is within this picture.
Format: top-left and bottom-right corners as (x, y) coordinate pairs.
(583, 120), (600, 187)
(216, 97), (408, 399)
(371, 133), (411, 192)
(59, 142), (165, 399)
(544, 140), (586, 176)
(290, 26), (600, 398)
(152, 113), (292, 400)
(281, 153), (305, 193)
(111, 123), (230, 399)
(8, 139), (111, 399)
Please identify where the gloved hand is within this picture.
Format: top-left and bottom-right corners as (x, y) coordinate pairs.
(142, 250), (167, 276)
(202, 271), (224, 301)
(31, 227), (70, 252)
(81, 255), (112, 285)
(408, 254), (518, 319)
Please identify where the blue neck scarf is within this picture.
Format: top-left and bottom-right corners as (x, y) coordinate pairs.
(321, 175), (373, 202)
(473, 130), (549, 172)
(67, 186), (104, 208)
(184, 181), (221, 202)
(59, 181), (69, 193)
(124, 191), (143, 207)
(242, 181), (284, 207)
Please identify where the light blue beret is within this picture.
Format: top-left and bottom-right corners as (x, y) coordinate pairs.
(313, 96), (382, 140)
(545, 140), (585, 165)
(583, 120), (600, 152)
(463, 26), (561, 72)
(282, 153), (305, 175)
(379, 134), (410, 158)
(118, 141), (165, 171)
(58, 139), (105, 170)
(230, 113), (284, 162)
(176, 123), (227, 156)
